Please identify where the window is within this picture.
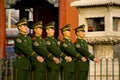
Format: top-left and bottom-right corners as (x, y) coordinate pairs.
(113, 17), (120, 31)
(86, 17), (105, 32)
(6, 9), (19, 28)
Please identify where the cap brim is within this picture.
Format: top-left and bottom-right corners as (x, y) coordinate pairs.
(78, 30), (85, 32)
(45, 27), (55, 29)
(17, 24), (28, 27)
(35, 27), (43, 29)
(22, 24), (28, 26)
(62, 29), (71, 31)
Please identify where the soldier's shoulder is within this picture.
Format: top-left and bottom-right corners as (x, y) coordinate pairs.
(15, 34), (21, 40)
(74, 40), (78, 43)
(16, 33), (21, 38)
(60, 39), (65, 42)
(32, 37), (36, 41)
(45, 37), (49, 41)
(27, 35), (32, 38)
(14, 37), (22, 43)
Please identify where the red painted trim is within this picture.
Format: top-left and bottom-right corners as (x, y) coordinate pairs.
(0, 0), (6, 59)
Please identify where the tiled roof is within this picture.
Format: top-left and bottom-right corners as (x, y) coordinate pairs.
(71, 0), (120, 7)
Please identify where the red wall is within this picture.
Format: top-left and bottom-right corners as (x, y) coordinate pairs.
(0, 0), (6, 58)
(59, 0), (78, 42)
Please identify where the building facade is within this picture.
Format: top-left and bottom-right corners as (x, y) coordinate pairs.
(0, 0), (78, 58)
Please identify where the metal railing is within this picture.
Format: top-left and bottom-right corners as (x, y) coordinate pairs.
(0, 58), (14, 80)
(89, 57), (120, 80)
(0, 57), (120, 80)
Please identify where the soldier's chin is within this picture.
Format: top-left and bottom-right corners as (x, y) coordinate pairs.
(51, 34), (54, 36)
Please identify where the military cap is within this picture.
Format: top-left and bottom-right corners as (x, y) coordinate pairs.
(60, 24), (71, 31)
(32, 21), (42, 29)
(15, 18), (27, 27)
(44, 21), (55, 29)
(74, 24), (85, 32)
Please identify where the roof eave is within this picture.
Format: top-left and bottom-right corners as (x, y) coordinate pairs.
(71, 1), (120, 7)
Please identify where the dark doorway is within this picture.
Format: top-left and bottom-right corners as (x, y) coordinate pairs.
(11, 0), (59, 37)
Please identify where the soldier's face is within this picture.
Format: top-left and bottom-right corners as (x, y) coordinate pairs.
(46, 28), (55, 36)
(63, 30), (71, 38)
(18, 25), (28, 33)
(34, 28), (42, 36)
(77, 31), (85, 38)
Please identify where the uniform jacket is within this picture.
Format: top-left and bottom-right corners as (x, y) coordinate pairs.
(74, 38), (95, 71)
(14, 33), (38, 70)
(60, 38), (83, 72)
(45, 36), (66, 70)
(32, 36), (54, 71)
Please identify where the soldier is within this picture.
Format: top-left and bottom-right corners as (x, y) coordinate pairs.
(31, 21), (60, 80)
(14, 18), (44, 80)
(60, 24), (87, 80)
(74, 24), (100, 80)
(44, 21), (72, 80)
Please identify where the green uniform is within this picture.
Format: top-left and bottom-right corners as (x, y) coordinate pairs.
(14, 33), (38, 80)
(14, 18), (39, 80)
(45, 36), (66, 80)
(60, 38), (83, 80)
(32, 36), (54, 80)
(44, 21), (67, 80)
(74, 38), (95, 80)
(74, 24), (95, 80)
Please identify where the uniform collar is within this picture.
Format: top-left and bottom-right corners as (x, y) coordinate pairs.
(77, 36), (83, 39)
(47, 36), (54, 39)
(35, 34), (42, 38)
(77, 37), (85, 42)
(20, 31), (26, 35)
(64, 37), (71, 42)
(19, 32), (27, 37)
(64, 36), (70, 39)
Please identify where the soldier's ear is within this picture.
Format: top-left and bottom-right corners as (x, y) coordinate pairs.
(46, 29), (49, 33)
(18, 26), (21, 30)
(76, 31), (79, 36)
(33, 28), (36, 32)
(63, 31), (65, 35)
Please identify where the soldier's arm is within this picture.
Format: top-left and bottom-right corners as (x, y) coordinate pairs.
(74, 42), (95, 61)
(14, 37), (38, 58)
(46, 40), (66, 59)
(33, 41), (54, 60)
(60, 41), (83, 60)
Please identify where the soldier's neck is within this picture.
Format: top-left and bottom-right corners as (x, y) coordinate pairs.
(77, 36), (83, 39)
(35, 34), (41, 37)
(64, 36), (70, 40)
(20, 31), (26, 35)
(47, 35), (54, 38)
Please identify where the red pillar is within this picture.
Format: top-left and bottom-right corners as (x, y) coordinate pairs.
(59, 0), (66, 40)
(59, 0), (78, 42)
(0, 0), (6, 58)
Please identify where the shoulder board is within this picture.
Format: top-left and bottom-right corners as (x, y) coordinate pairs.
(16, 33), (21, 37)
(74, 40), (78, 43)
(45, 38), (48, 41)
(61, 39), (65, 42)
(16, 38), (22, 43)
(32, 37), (36, 40)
